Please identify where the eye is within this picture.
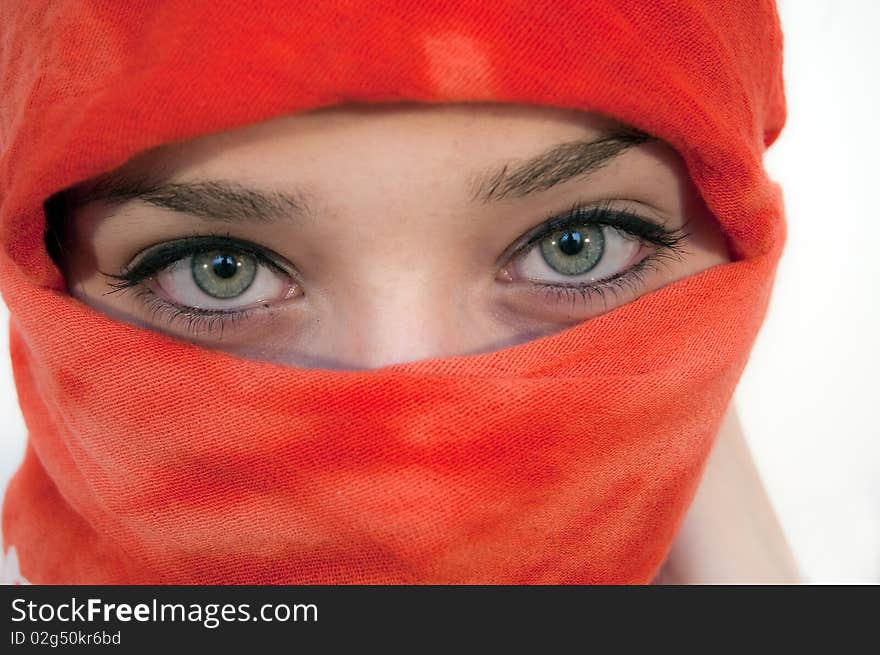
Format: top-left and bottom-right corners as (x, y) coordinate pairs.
(497, 201), (689, 306)
(192, 251), (257, 298)
(518, 223), (642, 283)
(149, 247), (295, 311)
(104, 235), (300, 317)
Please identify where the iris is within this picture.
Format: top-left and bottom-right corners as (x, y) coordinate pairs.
(192, 250), (257, 298)
(540, 225), (605, 275)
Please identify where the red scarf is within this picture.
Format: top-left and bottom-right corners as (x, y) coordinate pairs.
(0, 0), (785, 583)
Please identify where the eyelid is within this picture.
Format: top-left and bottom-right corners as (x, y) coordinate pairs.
(495, 198), (684, 270)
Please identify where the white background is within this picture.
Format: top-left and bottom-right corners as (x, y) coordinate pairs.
(0, 0), (877, 582)
(732, 0), (880, 583)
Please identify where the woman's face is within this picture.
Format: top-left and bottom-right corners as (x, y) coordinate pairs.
(58, 103), (729, 370)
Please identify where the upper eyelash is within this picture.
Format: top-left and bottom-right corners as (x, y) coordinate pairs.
(501, 197), (690, 266)
(99, 231), (294, 294)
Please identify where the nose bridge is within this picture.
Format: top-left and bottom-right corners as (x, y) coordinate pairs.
(329, 268), (465, 369)
(297, 167), (486, 368)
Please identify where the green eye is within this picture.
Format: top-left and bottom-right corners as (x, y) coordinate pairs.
(539, 224), (605, 276)
(191, 250), (257, 298)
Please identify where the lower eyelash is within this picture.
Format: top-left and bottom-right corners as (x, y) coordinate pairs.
(530, 242), (687, 313)
(111, 283), (256, 340)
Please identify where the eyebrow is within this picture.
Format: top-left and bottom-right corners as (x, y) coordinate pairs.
(468, 128), (652, 203)
(68, 127), (651, 223)
(71, 174), (311, 223)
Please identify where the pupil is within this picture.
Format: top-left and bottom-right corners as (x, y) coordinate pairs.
(558, 230), (583, 256)
(212, 253), (238, 279)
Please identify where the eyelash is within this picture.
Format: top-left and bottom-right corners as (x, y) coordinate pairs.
(101, 201), (690, 336)
(101, 233), (294, 338)
(501, 198), (690, 312)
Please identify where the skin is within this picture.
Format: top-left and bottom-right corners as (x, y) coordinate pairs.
(53, 103), (800, 583)
(654, 406), (802, 584)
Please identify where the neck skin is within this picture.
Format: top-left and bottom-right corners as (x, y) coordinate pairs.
(653, 403), (801, 584)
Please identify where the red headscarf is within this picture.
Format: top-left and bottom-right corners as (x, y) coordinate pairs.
(0, 0), (785, 583)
